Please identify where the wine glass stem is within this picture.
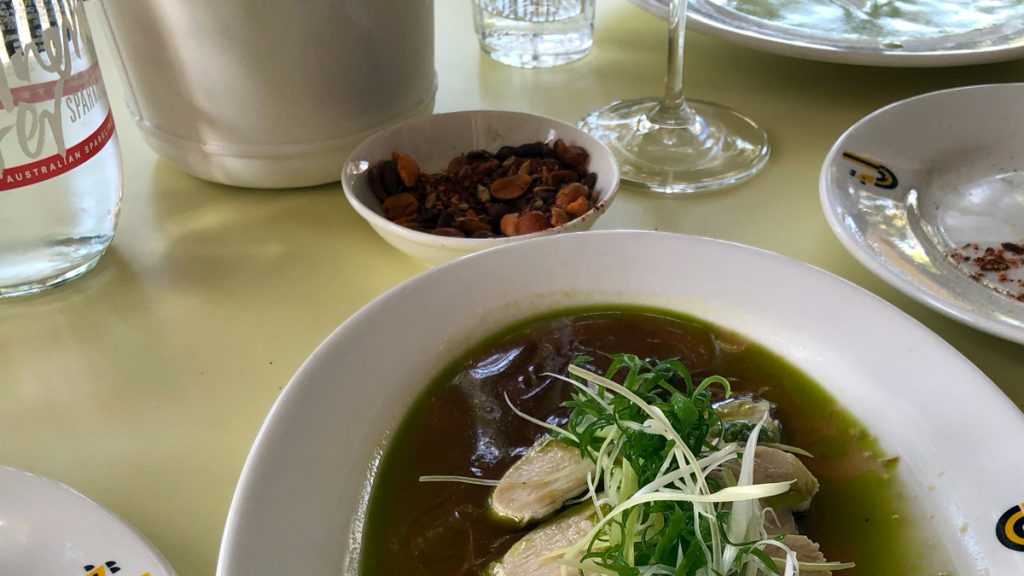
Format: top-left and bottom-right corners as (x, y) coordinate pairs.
(648, 0), (698, 128)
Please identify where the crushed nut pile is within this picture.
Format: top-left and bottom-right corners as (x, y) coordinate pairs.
(366, 139), (599, 238)
(948, 241), (1024, 301)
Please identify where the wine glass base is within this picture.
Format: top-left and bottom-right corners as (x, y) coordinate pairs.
(579, 97), (770, 194)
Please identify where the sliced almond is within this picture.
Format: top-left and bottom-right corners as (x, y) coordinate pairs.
(564, 196), (590, 218)
(550, 207), (569, 227)
(553, 139), (589, 170)
(381, 192), (418, 220)
(476, 185), (491, 203)
(432, 227), (466, 237)
(392, 216), (423, 231)
(491, 174), (532, 200)
(500, 213), (519, 237)
(395, 153), (420, 187)
(555, 182), (589, 209)
(474, 158), (501, 178)
(517, 159), (533, 176)
(547, 169), (579, 188)
(515, 211), (549, 235)
(455, 216), (493, 235)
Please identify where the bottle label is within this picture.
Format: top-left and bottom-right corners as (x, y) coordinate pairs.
(0, 108), (112, 191)
(0, 0), (114, 192)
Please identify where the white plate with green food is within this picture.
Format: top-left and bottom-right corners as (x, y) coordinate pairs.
(218, 231), (1024, 576)
(629, 0), (1024, 67)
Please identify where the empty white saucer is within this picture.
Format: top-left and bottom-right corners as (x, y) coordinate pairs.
(0, 466), (175, 576)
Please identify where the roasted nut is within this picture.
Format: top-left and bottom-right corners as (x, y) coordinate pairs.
(455, 217), (493, 235)
(533, 186), (557, 203)
(555, 182), (589, 209)
(378, 160), (402, 196)
(550, 207), (569, 227)
(541, 158), (561, 172)
(393, 217), (424, 231)
(512, 142), (547, 157)
(495, 145), (516, 161)
(562, 147), (589, 170)
(437, 210), (456, 228)
(491, 174), (532, 200)
(382, 192), (418, 220)
(515, 211), (549, 235)
(395, 153), (420, 187)
(476, 185), (491, 203)
(500, 213), (519, 236)
(449, 154), (471, 173)
(486, 203), (510, 219)
(474, 158), (501, 177)
(565, 196), (591, 218)
(553, 138), (589, 170)
(370, 141), (597, 239)
(547, 169), (579, 188)
(432, 227), (466, 237)
(416, 209), (440, 226)
(367, 164), (386, 202)
(517, 159), (533, 176)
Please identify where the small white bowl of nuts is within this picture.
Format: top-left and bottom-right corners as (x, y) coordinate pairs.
(341, 110), (620, 265)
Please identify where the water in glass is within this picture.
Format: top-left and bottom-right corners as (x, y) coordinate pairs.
(473, 0), (594, 68)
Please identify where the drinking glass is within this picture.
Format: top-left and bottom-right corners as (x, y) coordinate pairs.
(473, 0), (595, 68)
(579, 0), (769, 193)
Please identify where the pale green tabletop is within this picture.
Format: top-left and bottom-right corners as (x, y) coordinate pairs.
(2, 1), (1023, 575)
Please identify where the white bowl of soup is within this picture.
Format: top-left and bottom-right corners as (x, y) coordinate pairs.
(218, 231), (1024, 576)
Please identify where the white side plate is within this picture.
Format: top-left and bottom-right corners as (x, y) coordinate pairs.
(0, 466), (175, 576)
(821, 83), (1024, 345)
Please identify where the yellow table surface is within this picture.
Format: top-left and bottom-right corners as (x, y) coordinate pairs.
(2, 1), (1023, 574)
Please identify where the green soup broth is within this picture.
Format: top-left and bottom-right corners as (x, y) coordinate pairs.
(358, 307), (950, 576)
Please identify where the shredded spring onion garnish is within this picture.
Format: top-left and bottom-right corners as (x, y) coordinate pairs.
(417, 475), (505, 487)
(545, 355), (854, 576)
(421, 354), (855, 576)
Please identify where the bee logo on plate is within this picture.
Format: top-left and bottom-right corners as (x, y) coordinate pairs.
(842, 151), (899, 190)
(82, 561), (151, 576)
(997, 503), (1024, 552)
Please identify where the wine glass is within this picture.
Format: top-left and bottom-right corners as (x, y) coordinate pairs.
(578, 0), (769, 193)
